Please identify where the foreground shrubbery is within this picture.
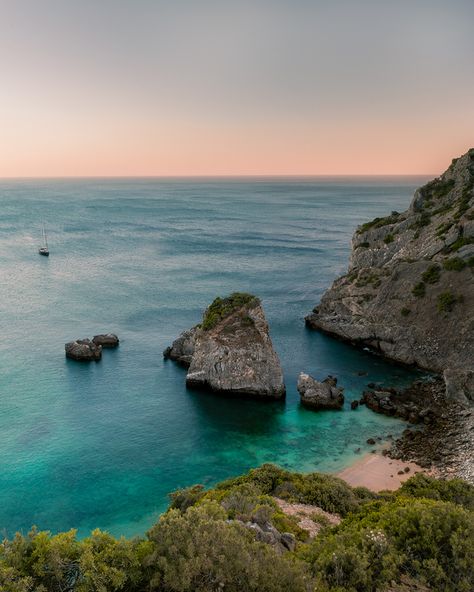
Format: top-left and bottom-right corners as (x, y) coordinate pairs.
(1, 466), (473, 591)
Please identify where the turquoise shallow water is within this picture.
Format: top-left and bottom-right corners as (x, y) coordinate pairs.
(0, 177), (429, 537)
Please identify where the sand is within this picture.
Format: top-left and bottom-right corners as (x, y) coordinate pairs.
(337, 453), (425, 491)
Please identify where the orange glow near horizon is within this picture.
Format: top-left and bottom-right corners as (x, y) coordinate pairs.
(0, 1), (473, 178)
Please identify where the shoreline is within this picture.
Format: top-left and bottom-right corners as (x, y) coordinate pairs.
(337, 452), (426, 491)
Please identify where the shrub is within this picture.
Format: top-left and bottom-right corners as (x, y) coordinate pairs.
(412, 282), (426, 298)
(437, 291), (457, 313)
(383, 234), (394, 244)
(146, 502), (310, 592)
(169, 485), (205, 512)
(309, 498), (474, 592)
(399, 473), (474, 510)
(410, 212), (431, 230)
(202, 293), (259, 330)
(421, 264), (441, 284)
(400, 307), (411, 317)
(357, 213), (400, 234)
(443, 256), (466, 271)
(448, 236), (474, 252)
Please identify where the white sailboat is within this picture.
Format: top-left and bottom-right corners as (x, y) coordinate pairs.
(38, 224), (50, 256)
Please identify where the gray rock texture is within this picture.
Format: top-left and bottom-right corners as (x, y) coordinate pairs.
(65, 339), (102, 361)
(306, 148), (474, 376)
(164, 294), (285, 399)
(92, 333), (119, 348)
(297, 373), (344, 410)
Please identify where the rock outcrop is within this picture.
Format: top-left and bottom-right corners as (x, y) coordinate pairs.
(306, 148), (474, 376)
(164, 293), (285, 399)
(65, 339), (102, 361)
(297, 373), (344, 410)
(92, 333), (119, 348)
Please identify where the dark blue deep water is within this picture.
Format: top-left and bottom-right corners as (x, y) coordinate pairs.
(0, 177), (429, 537)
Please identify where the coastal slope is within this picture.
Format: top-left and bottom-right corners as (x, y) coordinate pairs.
(306, 149), (474, 377)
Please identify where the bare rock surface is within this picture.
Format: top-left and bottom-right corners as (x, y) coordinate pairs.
(305, 148), (474, 374)
(164, 293), (285, 399)
(92, 333), (119, 348)
(297, 373), (344, 410)
(65, 339), (102, 361)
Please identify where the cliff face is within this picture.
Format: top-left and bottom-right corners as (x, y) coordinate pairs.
(165, 293), (285, 399)
(306, 149), (474, 375)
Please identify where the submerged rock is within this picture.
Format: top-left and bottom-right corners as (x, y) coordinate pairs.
(164, 293), (285, 399)
(305, 148), (474, 374)
(297, 373), (344, 410)
(65, 339), (102, 361)
(92, 333), (119, 348)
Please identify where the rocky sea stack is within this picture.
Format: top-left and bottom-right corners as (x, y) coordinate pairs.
(306, 148), (474, 381)
(164, 292), (285, 398)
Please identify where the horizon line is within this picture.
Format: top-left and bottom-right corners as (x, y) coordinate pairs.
(0, 173), (436, 180)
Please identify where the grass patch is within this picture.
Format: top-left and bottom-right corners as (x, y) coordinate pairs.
(202, 292), (259, 330)
(443, 257), (466, 271)
(357, 212), (400, 234)
(447, 236), (474, 252)
(412, 282), (426, 298)
(409, 211), (431, 231)
(437, 291), (458, 313)
(421, 264), (441, 284)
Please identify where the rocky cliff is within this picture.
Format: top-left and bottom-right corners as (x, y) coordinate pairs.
(306, 149), (474, 377)
(164, 293), (285, 399)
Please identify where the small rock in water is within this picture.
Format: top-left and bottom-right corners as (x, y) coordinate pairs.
(366, 438), (376, 445)
(92, 333), (119, 348)
(297, 373), (344, 410)
(351, 400), (359, 410)
(65, 339), (102, 361)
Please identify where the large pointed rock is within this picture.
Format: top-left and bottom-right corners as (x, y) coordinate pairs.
(164, 293), (285, 399)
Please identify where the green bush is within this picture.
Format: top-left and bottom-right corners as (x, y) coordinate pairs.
(1, 467), (474, 591)
(307, 498), (474, 592)
(357, 213), (400, 234)
(437, 291), (457, 313)
(383, 234), (394, 244)
(443, 257), (466, 271)
(421, 264), (441, 284)
(399, 473), (474, 510)
(447, 236), (474, 252)
(169, 484), (205, 512)
(412, 282), (426, 298)
(202, 293), (259, 330)
(146, 502), (309, 592)
(400, 307), (411, 317)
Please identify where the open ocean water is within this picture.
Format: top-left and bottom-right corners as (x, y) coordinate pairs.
(0, 176), (429, 537)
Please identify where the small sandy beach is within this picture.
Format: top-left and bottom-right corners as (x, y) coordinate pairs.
(338, 453), (425, 491)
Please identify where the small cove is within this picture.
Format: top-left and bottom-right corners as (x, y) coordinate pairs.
(0, 176), (429, 536)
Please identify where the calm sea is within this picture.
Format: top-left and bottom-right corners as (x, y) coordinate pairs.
(0, 176), (429, 537)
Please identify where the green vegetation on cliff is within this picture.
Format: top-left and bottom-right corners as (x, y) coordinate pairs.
(202, 292), (259, 330)
(1, 466), (473, 591)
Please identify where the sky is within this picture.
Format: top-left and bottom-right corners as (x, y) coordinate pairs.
(0, 0), (473, 177)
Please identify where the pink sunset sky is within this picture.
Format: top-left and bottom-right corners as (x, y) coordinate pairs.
(1, 0), (473, 177)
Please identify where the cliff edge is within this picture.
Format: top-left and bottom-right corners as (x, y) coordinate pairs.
(306, 149), (474, 379)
